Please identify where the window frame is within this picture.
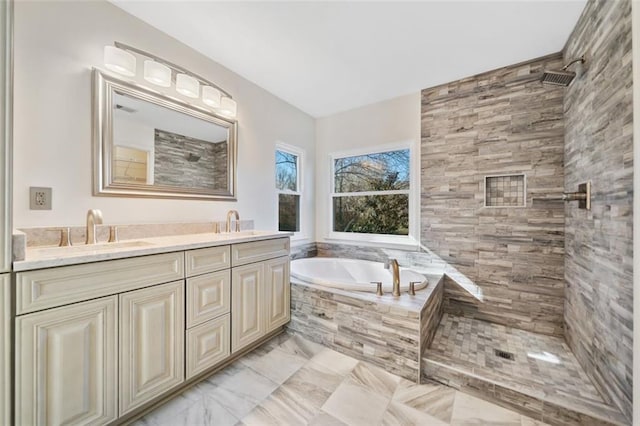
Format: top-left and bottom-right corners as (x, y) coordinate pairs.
(328, 141), (419, 247)
(275, 143), (304, 238)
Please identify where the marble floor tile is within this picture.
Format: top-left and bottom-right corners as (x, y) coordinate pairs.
(321, 381), (390, 425)
(308, 411), (348, 425)
(450, 391), (522, 426)
(382, 401), (449, 426)
(310, 347), (359, 376)
(284, 361), (344, 395)
(392, 378), (456, 423)
(204, 365), (279, 419)
(277, 333), (326, 359)
(137, 332), (534, 426)
(239, 346), (307, 384)
(346, 361), (402, 398)
(180, 395), (239, 426)
(520, 416), (551, 426)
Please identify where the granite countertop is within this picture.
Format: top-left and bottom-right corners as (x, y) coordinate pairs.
(13, 230), (293, 272)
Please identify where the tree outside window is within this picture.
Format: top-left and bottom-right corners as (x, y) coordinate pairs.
(332, 149), (410, 235)
(276, 148), (301, 232)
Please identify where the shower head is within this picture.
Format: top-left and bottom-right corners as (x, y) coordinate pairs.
(540, 69), (576, 86)
(540, 55), (585, 87)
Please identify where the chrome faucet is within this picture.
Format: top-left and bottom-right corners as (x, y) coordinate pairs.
(226, 210), (240, 233)
(384, 258), (401, 297)
(85, 209), (103, 245)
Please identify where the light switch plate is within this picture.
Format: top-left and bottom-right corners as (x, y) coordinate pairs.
(29, 187), (52, 210)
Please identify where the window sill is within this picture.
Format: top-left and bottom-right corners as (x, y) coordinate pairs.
(322, 234), (421, 251)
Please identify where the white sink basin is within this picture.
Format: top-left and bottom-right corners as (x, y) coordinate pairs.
(30, 240), (154, 258)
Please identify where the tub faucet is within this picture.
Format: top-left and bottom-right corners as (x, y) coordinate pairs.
(85, 209), (103, 245)
(384, 258), (401, 297)
(226, 210), (240, 233)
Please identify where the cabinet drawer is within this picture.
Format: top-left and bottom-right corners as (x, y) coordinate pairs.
(186, 314), (230, 379)
(186, 270), (230, 328)
(16, 252), (184, 315)
(185, 246), (230, 277)
(231, 238), (290, 267)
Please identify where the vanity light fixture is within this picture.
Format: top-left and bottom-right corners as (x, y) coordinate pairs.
(104, 46), (136, 77)
(176, 73), (200, 98)
(143, 60), (171, 87)
(103, 42), (237, 119)
(202, 86), (222, 108)
(219, 97), (237, 117)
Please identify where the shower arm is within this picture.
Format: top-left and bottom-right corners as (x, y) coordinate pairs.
(533, 181), (591, 210)
(562, 55), (586, 71)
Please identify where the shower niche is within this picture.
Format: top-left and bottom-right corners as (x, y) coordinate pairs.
(484, 174), (526, 208)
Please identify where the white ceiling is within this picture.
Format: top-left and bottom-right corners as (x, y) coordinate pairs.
(111, 1), (587, 118)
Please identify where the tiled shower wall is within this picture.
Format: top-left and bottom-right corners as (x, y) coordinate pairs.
(563, 0), (633, 419)
(421, 54), (566, 336)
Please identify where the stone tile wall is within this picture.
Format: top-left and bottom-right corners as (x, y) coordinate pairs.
(154, 129), (227, 190)
(421, 53), (567, 336)
(563, 0), (633, 420)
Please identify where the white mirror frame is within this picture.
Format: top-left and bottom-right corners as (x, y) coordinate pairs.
(92, 69), (237, 201)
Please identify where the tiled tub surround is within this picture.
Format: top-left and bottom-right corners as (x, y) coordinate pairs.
(563, 0), (633, 420)
(289, 271), (444, 383)
(421, 53), (566, 337)
(424, 314), (628, 426)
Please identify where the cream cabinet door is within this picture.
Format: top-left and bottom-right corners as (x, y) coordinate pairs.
(119, 280), (185, 416)
(15, 296), (118, 426)
(186, 270), (231, 328)
(264, 256), (290, 333)
(186, 314), (230, 379)
(231, 263), (264, 353)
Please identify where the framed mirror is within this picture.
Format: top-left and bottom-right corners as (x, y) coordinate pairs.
(93, 69), (237, 200)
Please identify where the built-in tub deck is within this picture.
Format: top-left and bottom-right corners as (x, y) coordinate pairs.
(289, 269), (445, 383)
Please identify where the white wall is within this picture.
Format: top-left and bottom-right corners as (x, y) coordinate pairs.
(314, 93), (420, 244)
(13, 0), (315, 240)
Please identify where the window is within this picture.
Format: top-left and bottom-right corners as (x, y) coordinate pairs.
(332, 147), (411, 236)
(276, 146), (301, 232)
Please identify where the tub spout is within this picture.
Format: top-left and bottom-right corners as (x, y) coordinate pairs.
(385, 258), (401, 297)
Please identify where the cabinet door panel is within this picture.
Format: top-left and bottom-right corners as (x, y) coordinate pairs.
(15, 296), (117, 426)
(231, 263), (264, 353)
(119, 281), (184, 416)
(186, 270), (230, 328)
(186, 314), (230, 379)
(264, 256), (291, 332)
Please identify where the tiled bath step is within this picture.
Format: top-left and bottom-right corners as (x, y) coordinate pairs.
(423, 314), (628, 426)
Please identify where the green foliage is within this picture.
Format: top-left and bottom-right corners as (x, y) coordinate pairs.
(333, 149), (409, 235)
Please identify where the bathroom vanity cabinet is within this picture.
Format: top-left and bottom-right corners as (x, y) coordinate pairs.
(13, 236), (290, 425)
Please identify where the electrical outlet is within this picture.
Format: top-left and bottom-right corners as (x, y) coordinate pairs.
(29, 187), (52, 210)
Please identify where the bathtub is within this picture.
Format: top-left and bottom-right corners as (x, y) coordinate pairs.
(290, 257), (428, 293)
